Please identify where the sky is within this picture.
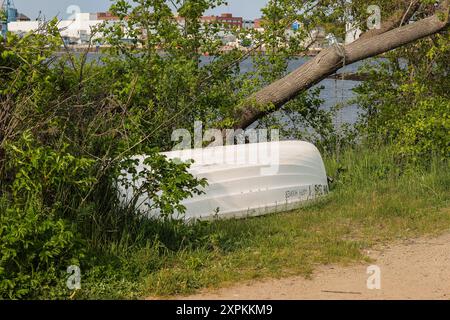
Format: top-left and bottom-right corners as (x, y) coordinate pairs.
(10, 0), (269, 20)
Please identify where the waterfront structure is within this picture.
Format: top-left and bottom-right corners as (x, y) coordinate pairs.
(1, 0), (18, 37)
(284, 23), (328, 51)
(176, 13), (243, 29)
(175, 13), (243, 48)
(16, 13), (29, 21)
(96, 12), (119, 21)
(8, 11), (244, 46)
(254, 18), (264, 29)
(8, 12), (118, 44)
(242, 19), (255, 30)
(5, 7), (335, 52)
(214, 13), (243, 28)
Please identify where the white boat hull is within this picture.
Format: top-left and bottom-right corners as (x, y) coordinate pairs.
(118, 141), (328, 221)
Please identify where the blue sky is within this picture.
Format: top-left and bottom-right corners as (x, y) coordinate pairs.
(11, 0), (268, 20)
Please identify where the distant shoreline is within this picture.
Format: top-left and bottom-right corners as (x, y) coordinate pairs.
(57, 45), (323, 57)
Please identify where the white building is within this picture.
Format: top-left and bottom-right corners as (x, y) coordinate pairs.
(242, 20), (254, 30)
(8, 13), (114, 44)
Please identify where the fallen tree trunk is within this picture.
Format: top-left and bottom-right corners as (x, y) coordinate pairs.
(235, 3), (449, 129)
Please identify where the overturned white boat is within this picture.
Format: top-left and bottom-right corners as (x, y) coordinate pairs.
(118, 141), (329, 221)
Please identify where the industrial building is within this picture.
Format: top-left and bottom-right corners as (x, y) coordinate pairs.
(2, 2), (360, 50)
(1, 0), (15, 37)
(6, 12), (117, 44)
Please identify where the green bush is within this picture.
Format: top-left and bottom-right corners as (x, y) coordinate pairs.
(355, 32), (450, 160)
(5, 132), (96, 210)
(0, 128), (209, 298)
(0, 196), (84, 299)
(0, 132), (95, 299)
(396, 97), (449, 160)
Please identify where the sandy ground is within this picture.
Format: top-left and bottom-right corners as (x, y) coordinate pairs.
(177, 233), (450, 300)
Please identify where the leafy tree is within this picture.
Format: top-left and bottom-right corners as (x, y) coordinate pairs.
(355, 31), (450, 159)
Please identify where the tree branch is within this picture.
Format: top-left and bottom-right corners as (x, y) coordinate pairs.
(234, 2), (449, 129)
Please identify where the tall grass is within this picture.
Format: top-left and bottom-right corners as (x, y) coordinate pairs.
(74, 144), (449, 299)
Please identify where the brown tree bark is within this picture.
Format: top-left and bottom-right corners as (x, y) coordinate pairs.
(234, 2), (449, 129)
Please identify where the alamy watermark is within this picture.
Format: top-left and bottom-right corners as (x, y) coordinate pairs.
(66, 5), (81, 20)
(171, 121), (282, 175)
(367, 5), (382, 30)
(367, 265), (381, 290)
(67, 265), (81, 290)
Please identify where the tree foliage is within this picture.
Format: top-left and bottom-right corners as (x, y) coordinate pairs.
(355, 31), (450, 159)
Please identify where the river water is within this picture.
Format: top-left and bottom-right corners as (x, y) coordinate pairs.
(202, 55), (362, 126)
(274, 57), (361, 126)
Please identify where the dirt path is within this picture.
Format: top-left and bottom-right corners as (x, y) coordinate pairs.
(179, 233), (450, 300)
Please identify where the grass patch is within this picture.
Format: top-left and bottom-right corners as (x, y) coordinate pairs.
(77, 146), (450, 299)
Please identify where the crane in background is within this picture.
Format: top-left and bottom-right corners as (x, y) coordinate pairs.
(1, 0), (18, 38)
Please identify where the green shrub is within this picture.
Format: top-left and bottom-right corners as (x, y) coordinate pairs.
(0, 132), (96, 299)
(355, 32), (450, 160)
(396, 97), (449, 160)
(5, 131), (97, 212)
(0, 196), (84, 299)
